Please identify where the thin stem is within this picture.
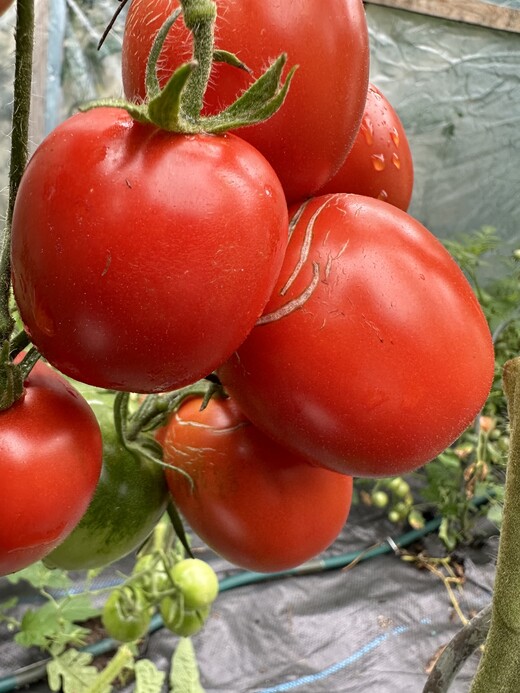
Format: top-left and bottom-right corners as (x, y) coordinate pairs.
(178, 0), (217, 119)
(0, 0), (35, 343)
(423, 604), (491, 693)
(469, 357), (520, 692)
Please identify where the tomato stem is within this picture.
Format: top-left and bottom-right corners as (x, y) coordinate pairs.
(469, 357), (520, 692)
(0, 0), (34, 344)
(178, 0), (217, 119)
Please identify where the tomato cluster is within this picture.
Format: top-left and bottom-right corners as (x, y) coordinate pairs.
(2, 0), (495, 581)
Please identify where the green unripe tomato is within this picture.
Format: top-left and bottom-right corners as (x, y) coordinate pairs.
(159, 597), (210, 637)
(388, 509), (401, 524)
(102, 587), (152, 642)
(371, 490), (389, 508)
(171, 558), (219, 610)
(45, 385), (169, 570)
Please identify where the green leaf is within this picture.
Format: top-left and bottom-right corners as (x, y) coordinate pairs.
(47, 649), (103, 693)
(7, 561), (73, 590)
(135, 659), (166, 693)
(170, 638), (205, 693)
(58, 594), (100, 623)
(0, 596), (19, 614)
(14, 594), (98, 651)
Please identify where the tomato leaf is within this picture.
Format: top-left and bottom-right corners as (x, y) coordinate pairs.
(14, 594), (98, 651)
(6, 561), (74, 590)
(135, 658), (166, 692)
(169, 637), (205, 693)
(47, 649), (103, 693)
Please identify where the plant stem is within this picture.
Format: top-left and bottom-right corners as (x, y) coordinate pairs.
(178, 0), (217, 119)
(0, 0), (35, 344)
(423, 604), (491, 693)
(88, 644), (134, 693)
(469, 356), (520, 692)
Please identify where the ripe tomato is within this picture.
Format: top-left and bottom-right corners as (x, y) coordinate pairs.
(317, 84), (414, 211)
(44, 385), (169, 571)
(10, 107), (288, 393)
(0, 361), (102, 576)
(218, 194), (495, 478)
(121, 0), (370, 203)
(162, 395), (353, 572)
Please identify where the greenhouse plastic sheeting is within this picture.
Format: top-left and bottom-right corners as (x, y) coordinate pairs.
(365, 2), (520, 257)
(0, 505), (497, 692)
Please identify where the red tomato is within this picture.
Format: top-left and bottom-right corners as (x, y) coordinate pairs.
(10, 107), (288, 393)
(218, 194), (495, 478)
(0, 361), (102, 575)
(0, 0), (14, 17)
(317, 84), (414, 211)
(162, 395), (353, 572)
(121, 0), (370, 203)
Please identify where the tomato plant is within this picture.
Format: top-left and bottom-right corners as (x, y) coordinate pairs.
(162, 395), (353, 572)
(160, 598), (210, 637)
(0, 360), (103, 576)
(121, 0), (370, 203)
(218, 194), (495, 478)
(44, 385), (169, 571)
(317, 83), (414, 211)
(170, 558), (219, 609)
(102, 586), (152, 642)
(10, 107), (289, 393)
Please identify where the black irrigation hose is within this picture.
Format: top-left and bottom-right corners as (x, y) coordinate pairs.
(0, 497), (493, 692)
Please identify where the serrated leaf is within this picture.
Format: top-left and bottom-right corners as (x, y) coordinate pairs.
(58, 593), (100, 622)
(47, 649), (103, 693)
(7, 562), (73, 590)
(16, 603), (64, 649)
(170, 638), (205, 693)
(14, 594), (98, 650)
(135, 658), (166, 693)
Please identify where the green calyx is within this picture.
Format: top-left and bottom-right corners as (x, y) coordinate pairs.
(84, 0), (296, 134)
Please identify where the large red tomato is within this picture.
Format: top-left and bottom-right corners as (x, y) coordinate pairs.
(0, 361), (102, 575)
(121, 0), (370, 203)
(10, 107), (288, 393)
(317, 83), (414, 211)
(162, 395), (353, 572)
(218, 194), (495, 478)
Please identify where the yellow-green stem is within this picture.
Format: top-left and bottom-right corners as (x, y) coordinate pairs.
(470, 357), (520, 692)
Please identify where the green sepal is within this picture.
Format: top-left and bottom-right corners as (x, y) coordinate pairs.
(199, 54), (298, 133)
(213, 49), (251, 73)
(144, 8), (183, 100)
(147, 61), (199, 132)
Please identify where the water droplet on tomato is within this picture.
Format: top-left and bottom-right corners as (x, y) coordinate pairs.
(378, 190), (389, 201)
(371, 154), (386, 171)
(392, 153), (401, 169)
(361, 116), (374, 146)
(390, 127), (400, 148)
(264, 185), (273, 197)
